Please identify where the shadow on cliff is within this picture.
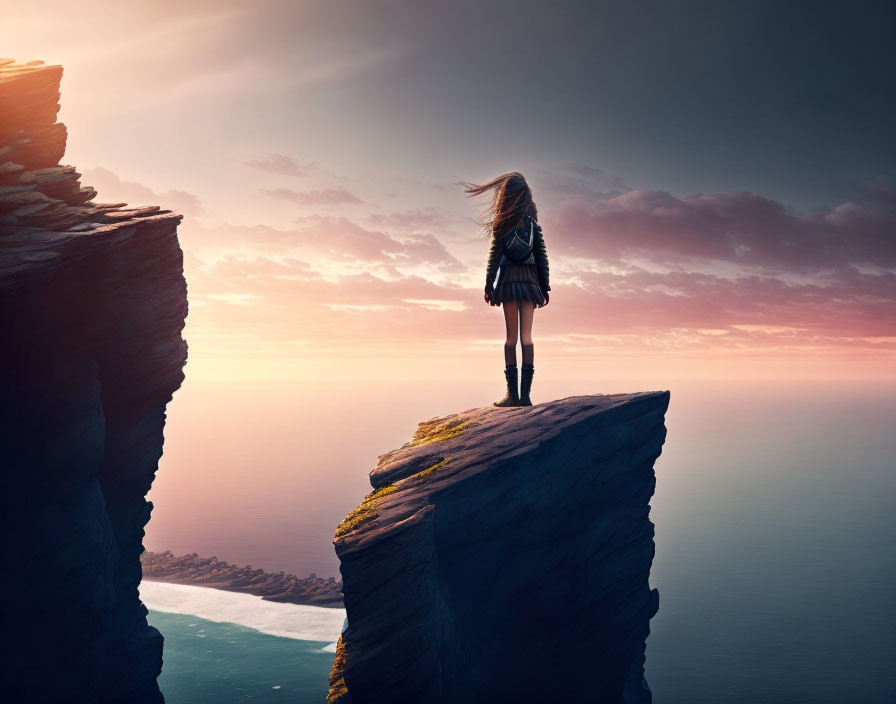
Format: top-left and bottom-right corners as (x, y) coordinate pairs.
(328, 391), (669, 704)
(1, 59), (187, 703)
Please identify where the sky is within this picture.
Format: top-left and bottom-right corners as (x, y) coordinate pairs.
(5, 0), (896, 381)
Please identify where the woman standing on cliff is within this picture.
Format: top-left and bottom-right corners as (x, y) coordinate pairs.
(463, 171), (550, 407)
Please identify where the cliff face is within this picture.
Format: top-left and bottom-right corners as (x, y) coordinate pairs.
(0, 60), (187, 702)
(329, 391), (670, 704)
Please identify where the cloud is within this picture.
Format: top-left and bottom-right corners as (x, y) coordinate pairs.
(543, 185), (896, 272)
(81, 166), (205, 216)
(860, 177), (896, 209)
(556, 164), (631, 194)
(184, 254), (483, 350)
(173, 171), (895, 361)
(243, 154), (311, 177)
(182, 248), (896, 359)
(367, 207), (452, 230)
(179, 214), (465, 272)
(262, 187), (362, 205)
(548, 266), (896, 340)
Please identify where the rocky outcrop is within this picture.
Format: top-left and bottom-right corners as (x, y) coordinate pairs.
(0, 59), (187, 702)
(141, 550), (344, 607)
(328, 392), (670, 704)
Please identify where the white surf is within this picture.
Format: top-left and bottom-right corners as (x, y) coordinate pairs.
(140, 580), (345, 643)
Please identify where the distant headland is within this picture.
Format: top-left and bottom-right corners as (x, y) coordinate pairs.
(141, 550), (344, 607)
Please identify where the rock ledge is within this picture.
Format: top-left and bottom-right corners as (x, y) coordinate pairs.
(329, 391), (670, 704)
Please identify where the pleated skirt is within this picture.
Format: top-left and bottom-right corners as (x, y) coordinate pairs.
(491, 262), (546, 307)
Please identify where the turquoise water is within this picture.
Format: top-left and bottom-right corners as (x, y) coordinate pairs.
(150, 611), (335, 703)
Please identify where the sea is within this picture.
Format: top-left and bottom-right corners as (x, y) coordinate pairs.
(144, 377), (896, 703)
(140, 582), (344, 703)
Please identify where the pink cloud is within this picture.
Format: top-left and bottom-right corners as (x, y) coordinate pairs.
(183, 250), (895, 356)
(242, 153), (311, 177)
(180, 216), (464, 271)
(262, 187), (362, 205)
(367, 207), (451, 230)
(544, 187), (896, 271)
(174, 173), (896, 361)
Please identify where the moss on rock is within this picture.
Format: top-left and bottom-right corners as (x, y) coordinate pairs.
(409, 417), (474, 446)
(326, 635), (350, 703)
(334, 484), (399, 539)
(405, 457), (451, 481)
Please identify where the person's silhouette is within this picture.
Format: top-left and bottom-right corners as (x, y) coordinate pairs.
(463, 171), (550, 407)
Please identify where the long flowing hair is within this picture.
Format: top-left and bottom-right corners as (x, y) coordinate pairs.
(461, 171), (538, 240)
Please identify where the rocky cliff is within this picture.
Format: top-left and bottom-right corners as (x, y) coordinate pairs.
(0, 59), (187, 702)
(141, 550), (344, 607)
(328, 391), (670, 704)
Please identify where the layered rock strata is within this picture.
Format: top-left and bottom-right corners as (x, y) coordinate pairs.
(328, 392), (670, 704)
(141, 550), (344, 606)
(0, 59), (187, 703)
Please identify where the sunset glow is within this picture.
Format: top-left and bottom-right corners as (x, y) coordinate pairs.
(6, 1), (894, 382)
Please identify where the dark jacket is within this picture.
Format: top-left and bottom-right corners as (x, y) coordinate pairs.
(484, 214), (551, 293)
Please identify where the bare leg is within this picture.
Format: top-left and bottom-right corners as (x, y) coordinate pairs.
(494, 300), (521, 406)
(519, 300), (535, 366)
(502, 300), (519, 367)
(518, 300), (536, 405)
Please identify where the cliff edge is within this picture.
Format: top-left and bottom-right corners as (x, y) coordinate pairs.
(0, 59), (187, 702)
(328, 391), (669, 704)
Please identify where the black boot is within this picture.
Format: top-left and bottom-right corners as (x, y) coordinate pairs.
(493, 365), (519, 407)
(519, 364), (534, 406)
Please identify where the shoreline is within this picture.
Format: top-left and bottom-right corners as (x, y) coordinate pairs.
(141, 550), (344, 608)
(140, 580), (345, 643)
